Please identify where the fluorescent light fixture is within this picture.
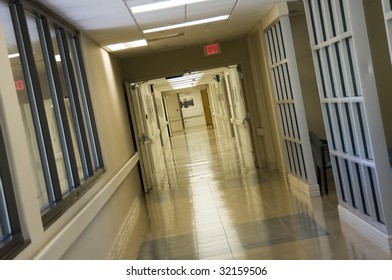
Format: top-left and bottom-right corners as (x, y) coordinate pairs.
(172, 84), (198, 90)
(130, 0), (208, 14)
(147, 33), (184, 42)
(106, 39), (148, 51)
(143, 15), (229, 34)
(167, 72), (204, 89)
(8, 53), (20, 59)
(170, 81), (199, 87)
(167, 73), (203, 82)
(168, 74), (203, 83)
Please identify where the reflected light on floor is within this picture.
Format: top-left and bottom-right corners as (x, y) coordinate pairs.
(117, 126), (392, 260)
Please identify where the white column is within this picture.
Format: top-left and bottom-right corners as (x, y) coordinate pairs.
(263, 2), (319, 197)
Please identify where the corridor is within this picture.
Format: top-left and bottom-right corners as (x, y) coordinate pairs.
(117, 127), (391, 260)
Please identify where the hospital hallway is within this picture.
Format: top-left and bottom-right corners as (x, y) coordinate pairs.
(115, 126), (392, 260)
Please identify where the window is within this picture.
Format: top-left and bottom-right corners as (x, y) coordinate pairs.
(0, 125), (26, 259)
(1, 0), (104, 230)
(304, 0), (388, 227)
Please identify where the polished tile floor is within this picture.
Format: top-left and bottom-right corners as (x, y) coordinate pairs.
(123, 126), (392, 260)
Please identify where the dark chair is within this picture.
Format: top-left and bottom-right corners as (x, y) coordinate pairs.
(309, 131), (332, 195)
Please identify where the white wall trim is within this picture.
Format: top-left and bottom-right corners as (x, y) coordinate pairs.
(338, 205), (392, 253)
(33, 153), (140, 259)
(287, 173), (320, 197)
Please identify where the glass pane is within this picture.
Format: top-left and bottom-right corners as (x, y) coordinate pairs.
(49, 26), (84, 184)
(57, 31), (90, 180)
(25, 11), (69, 196)
(0, 177), (11, 240)
(0, 3), (10, 240)
(67, 35), (96, 171)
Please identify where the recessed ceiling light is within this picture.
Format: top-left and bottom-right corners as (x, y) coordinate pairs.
(106, 39), (148, 51)
(172, 84), (198, 90)
(129, 0), (209, 14)
(143, 15), (229, 34)
(147, 33), (184, 42)
(167, 72), (204, 89)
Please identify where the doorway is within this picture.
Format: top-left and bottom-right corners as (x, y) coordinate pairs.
(127, 65), (257, 190)
(201, 88), (213, 127)
(164, 93), (184, 134)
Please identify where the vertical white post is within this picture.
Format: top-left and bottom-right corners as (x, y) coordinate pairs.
(263, 2), (319, 197)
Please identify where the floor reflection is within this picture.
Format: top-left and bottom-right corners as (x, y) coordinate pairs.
(123, 126), (391, 260)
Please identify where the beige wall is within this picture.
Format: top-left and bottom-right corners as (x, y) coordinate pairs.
(290, 13), (326, 139)
(81, 35), (135, 170)
(121, 39), (249, 82)
(364, 0), (392, 147)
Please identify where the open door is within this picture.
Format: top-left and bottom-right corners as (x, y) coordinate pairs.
(164, 93), (184, 134)
(224, 67), (255, 166)
(125, 82), (156, 192)
(201, 89), (213, 126)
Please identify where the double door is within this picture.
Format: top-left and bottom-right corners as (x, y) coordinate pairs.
(125, 82), (166, 192)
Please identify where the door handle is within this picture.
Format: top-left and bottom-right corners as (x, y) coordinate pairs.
(138, 134), (151, 144)
(242, 113), (250, 125)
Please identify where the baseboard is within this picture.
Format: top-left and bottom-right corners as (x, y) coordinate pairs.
(338, 205), (392, 254)
(287, 173), (320, 197)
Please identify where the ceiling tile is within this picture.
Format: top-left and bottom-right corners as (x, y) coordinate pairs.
(187, 0), (236, 21)
(185, 21), (227, 46)
(148, 35), (185, 52)
(37, 0), (135, 30)
(133, 6), (185, 30)
(125, 0), (159, 8)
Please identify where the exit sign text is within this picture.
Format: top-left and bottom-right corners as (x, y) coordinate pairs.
(203, 43), (221, 56)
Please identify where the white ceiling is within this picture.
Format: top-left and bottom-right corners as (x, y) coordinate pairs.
(29, 0), (301, 90)
(35, 0), (284, 59)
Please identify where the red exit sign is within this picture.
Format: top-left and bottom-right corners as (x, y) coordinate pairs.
(15, 80), (25, 91)
(203, 43), (221, 56)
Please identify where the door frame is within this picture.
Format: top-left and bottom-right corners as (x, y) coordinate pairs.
(125, 82), (155, 192)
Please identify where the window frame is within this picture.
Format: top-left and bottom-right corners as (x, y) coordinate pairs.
(4, 0), (105, 229)
(0, 125), (28, 259)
